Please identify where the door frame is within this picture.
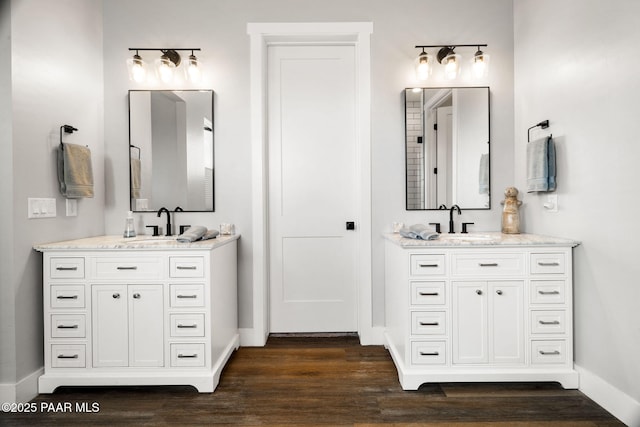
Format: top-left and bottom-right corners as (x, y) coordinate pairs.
(246, 22), (373, 346)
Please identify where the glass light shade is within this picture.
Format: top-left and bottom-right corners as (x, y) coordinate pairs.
(127, 54), (147, 83)
(472, 52), (490, 79)
(155, 55), (176, 83)
(414, 52), (432, 81)
(186, 54), (201, 82)
(443, 53), (461, 80)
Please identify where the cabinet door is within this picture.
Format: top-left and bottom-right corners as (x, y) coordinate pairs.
(452, 282), (487, 364)
(92, 285), (128, 367)
(489, 281), (524, 364)
(128, 285), (164, 367)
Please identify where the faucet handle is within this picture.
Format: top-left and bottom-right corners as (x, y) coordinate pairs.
(461, 222), (474, 234)
(428, 222), (441, 234)
(145, 225), (160, 237)
(179, 225), (191, 234)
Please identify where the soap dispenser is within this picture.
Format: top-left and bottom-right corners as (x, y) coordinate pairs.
(123, 211), (136, 238)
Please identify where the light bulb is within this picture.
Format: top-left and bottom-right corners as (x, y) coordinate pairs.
(443, 54), (460, 80)
(472, 51), (490, 79)
(127, 53), (147, 83)
(156, 55), (175, 83)
(415, 51), (432, 81)
(187, 53), (201, 82)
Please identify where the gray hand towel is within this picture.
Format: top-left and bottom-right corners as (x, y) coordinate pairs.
(527, 136), (556, 192)
(57, 143), (94, 198)
(201, 229), (219, 240)
(177, 226), (207, 242)
(399, 224), (439, 240)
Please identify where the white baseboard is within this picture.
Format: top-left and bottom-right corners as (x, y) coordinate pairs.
(239, 327), (268, 347)
(576, 364), (640, 426)
(359, 326), (385, 346)
(0, 368), (43, 404)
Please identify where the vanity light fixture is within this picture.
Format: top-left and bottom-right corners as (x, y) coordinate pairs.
(127, 48), (202, 84)
(414, 44), (488, 81)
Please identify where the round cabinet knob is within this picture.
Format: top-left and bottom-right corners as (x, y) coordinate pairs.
(112, 293), (120, 299)
(133, 293), (141, 299)
(496, 290), (503, 295)
(476, 289), (483, 295)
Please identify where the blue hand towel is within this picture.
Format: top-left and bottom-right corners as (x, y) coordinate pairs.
(527, 136), (556, 192)
(399, 224), (440, 241)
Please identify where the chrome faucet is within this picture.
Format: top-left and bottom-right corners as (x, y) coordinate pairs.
(449, 204), (461, 234)
(157, 207), (172, 236)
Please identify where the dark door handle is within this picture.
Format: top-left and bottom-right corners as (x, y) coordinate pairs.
(346, 221), (355, 230)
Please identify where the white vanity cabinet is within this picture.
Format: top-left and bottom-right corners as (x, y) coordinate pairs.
(35, 235), (240, 393)
(384, 233), (579, 390)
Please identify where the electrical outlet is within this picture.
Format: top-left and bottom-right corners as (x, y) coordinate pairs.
(66, 199), (78, 217)
(543, 194), (558, 213)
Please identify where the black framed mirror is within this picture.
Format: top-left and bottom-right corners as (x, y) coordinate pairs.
(129, 90), (214, 212)
(405, 87), (490, 210)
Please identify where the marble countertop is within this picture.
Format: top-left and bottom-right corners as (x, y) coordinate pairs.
(384, 232), (579, 248)
(34, 234), (240, 252)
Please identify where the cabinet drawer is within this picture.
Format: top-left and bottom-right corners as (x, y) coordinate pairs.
(531, 311), (566, 334)
(92, 257), (163, 279)
(50, 285), (85, 308)
(170, 284), (205, 307)
(50, 257), (85, 279)
(411, 282), (445, 305)
(170, 257), (205, 278)
(171, 343), (206, 367)
(51, 344), (86, 368)
(410, 254), (445, 276)
(170, 314), (205, 337)
(531, 340), (567, 364)
(451, 253), (525, 276)
(411, 311), (446, 335)
(531, 281), (565, 305)
(411, 341), (446, 365)
(51, 314), (86, 338)
(531, 253), (566, 275)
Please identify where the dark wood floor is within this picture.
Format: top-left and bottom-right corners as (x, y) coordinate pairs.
(1, 336), (623, 426)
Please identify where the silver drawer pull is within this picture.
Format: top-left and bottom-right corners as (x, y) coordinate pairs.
(539, 350), (560, 356)
(177, 266), (198, 270)
(177, 294), (198, 299)
(418, 263), (439, 268)
(56, 266), (78, 271)
(476, 289), (483, 295)
(57, 295), (79, 299)
(538, 290), (560, 295)
(419, 351), (439, 356)
(419, 292), (439, 296)
(117, 266), (138, 270)
(177, 353), (198, 358)
(538, 262), (560, 266)
(57, 324), (79, 329)
(539, 320), (561, 325)
(133, 293), (141, 299)
(57, 354), (79, 359)
(479, 263), (498, 267)
(113, 293), (121, 299)
(177, 324), (198, 329)
(419, 321), (439, 326)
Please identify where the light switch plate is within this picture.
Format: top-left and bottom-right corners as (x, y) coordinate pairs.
(28, 198), (57, 219)
(543, 194), (558, 213)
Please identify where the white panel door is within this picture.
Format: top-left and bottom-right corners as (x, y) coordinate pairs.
(92, 284), (128, 367)
(489, 281), (524, 364)
(128, 284), (164, 367)
(453, 282), (488, 364)
(268, 45), (358, 333)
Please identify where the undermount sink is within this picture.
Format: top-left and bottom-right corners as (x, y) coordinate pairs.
(440, 233), (495, 242)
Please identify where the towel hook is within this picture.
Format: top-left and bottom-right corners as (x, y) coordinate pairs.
(527, 120), (549, 143)
(59, 125), (78, 149)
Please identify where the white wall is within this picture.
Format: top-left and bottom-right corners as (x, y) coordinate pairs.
(0, 0), (104, 401)
(103, 0), (514, 329)
(514, 0), (640, 424)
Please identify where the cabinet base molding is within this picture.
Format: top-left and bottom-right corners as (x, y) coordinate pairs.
(385, 333), (578, 390)
(38, 333), (240, 394)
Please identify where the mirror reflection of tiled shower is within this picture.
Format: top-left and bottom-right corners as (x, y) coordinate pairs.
(405, 91), (424, 210)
